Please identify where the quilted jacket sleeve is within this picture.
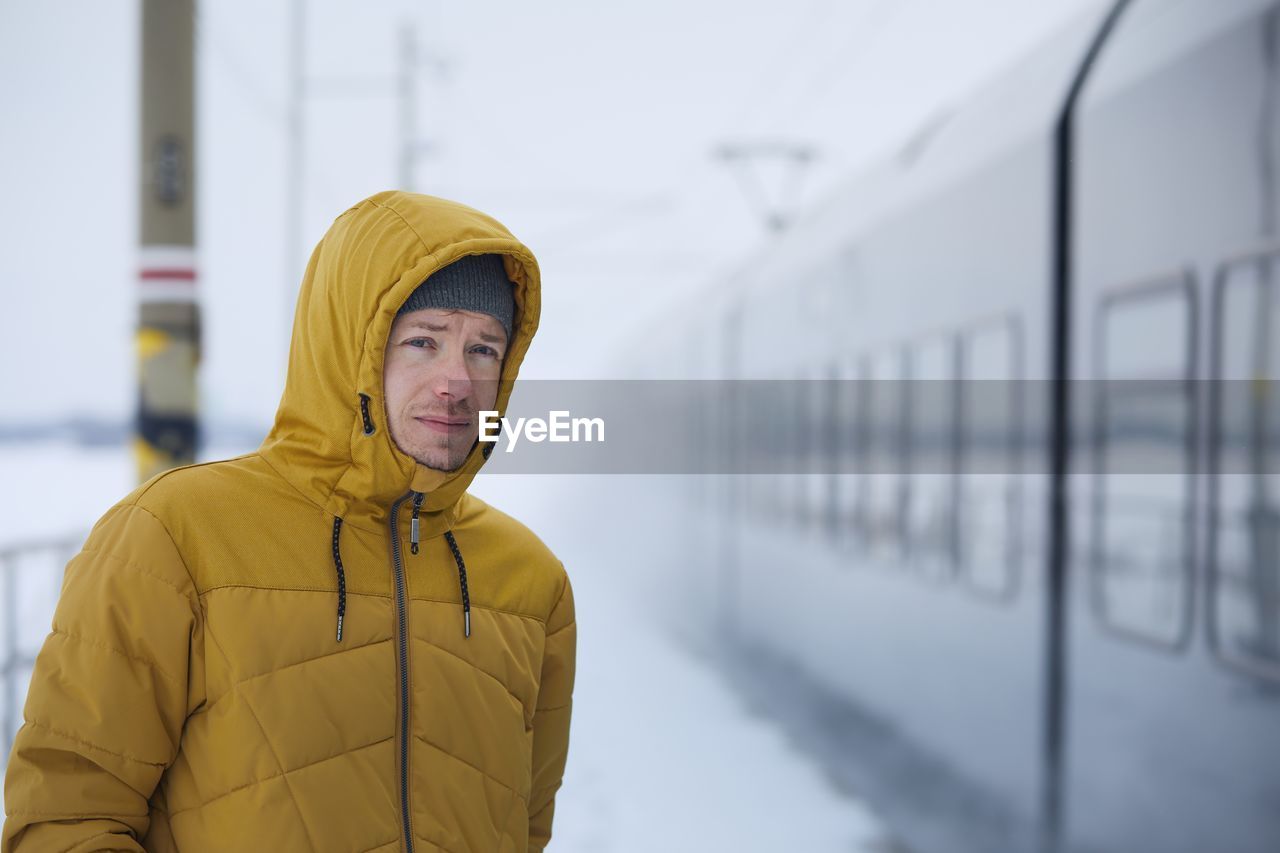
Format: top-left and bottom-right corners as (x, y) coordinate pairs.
(527, 568), (576, 852)
(2, 501), (204, 852)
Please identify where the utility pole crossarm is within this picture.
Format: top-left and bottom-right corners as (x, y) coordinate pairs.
(714, 139), (819, 233)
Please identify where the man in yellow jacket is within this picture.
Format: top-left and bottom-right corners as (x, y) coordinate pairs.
(2, 191), (576, 853)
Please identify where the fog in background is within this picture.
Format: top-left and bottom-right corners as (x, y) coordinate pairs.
(2, 0), (1096, 428)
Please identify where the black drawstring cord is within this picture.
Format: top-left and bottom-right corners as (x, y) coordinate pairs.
(408, 493), (469, 636)
(347, 484), (468, 640)
(444, 530), (472, 638)
(332, 516), (348, 642)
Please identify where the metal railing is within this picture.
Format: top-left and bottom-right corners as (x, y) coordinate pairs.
(0, 534), (84, 765)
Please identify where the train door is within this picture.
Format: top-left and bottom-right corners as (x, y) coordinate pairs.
(1066, 1), (1280, 850)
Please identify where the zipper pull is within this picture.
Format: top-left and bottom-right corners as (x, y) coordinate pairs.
(410, 491), (424, 554)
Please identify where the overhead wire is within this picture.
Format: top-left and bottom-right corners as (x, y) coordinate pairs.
(649, 0), (911, 241)
(190, 1), (909, 276)
(188, 2), (355, 205)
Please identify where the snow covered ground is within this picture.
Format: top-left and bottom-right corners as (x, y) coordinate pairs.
(0, 440), (898, 852)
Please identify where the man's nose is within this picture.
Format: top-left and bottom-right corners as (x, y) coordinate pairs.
(432, 348), (473, 401)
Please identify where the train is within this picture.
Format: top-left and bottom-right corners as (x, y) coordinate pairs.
(624, 1), (1280, 851)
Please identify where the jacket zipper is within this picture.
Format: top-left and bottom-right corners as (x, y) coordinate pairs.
(390, 490), (423, 853)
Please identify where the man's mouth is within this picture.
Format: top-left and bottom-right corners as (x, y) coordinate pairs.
(416, 416), (469, 434)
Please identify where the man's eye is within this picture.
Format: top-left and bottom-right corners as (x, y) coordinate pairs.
(472, 346), (499, 358)
(407, 338), (435, 348)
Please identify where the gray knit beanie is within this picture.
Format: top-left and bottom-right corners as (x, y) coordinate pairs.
(396, 253), (515, 341)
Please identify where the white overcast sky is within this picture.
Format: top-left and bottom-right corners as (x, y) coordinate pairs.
(0, 0), (1101, 427)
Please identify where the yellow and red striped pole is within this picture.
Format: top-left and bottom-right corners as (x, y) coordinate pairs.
(135, 0), (200, 484)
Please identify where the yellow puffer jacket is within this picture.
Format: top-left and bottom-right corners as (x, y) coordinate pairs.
(2, 191), (576, 853)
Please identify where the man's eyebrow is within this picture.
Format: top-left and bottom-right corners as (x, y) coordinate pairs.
(404, 319), (505, 346)
(406, 320), (450, 332)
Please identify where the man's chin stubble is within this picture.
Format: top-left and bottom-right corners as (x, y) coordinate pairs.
(414, 445), (473, 473)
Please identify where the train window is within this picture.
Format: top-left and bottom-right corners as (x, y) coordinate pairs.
(780, 377), (793, 520)
(865, 348), (908, 563)
(745, 377), (767, 518)
(814, 368), (836, 532)
(802, 370), (823, 529)
(781, 376), (797, 523)
(1209, 248), (1280, 682)
(907, 336), (958, 581)
(759, 377), (778, 519)
(805, 367), (832, 536)
(836, 357), (869, 550)
(769, 378), (783, 518)
(788, 373), (798, 525)
(743, 378), (763, 518)
(1090, 273), (1197, 651)
(957, 317), (1024, 602)
(689, 375), (707, 506)
(709, 378), (734, 505)
(779, 375), (796, 521)
(727, 375), (743, 506)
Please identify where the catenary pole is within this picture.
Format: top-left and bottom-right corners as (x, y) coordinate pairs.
(136, 0), (200, 484)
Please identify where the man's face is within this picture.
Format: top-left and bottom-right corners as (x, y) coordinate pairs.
(383, 307), (507, 472)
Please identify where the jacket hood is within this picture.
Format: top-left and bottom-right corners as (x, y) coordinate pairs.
(259, 190), (540, 538)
